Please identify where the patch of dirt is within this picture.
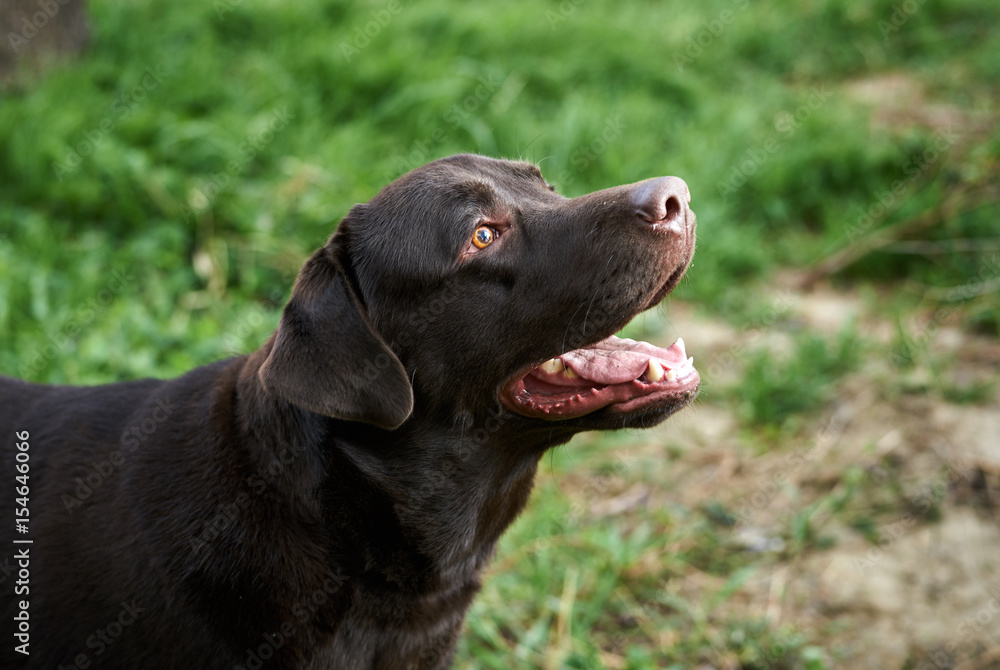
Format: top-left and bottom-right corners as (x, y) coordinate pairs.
(808, 507), (1000, 666)
(579, 286), (1000, 668)
(844, 72), (986, 135)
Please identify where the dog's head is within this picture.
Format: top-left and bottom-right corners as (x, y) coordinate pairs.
(260, 154), (698, 435)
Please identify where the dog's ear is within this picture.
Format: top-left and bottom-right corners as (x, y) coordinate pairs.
(259, 211), (414, 430)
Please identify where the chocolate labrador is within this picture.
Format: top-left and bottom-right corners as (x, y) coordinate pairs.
(0, 154), (698, 669)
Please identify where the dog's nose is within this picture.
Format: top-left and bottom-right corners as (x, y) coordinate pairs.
(631, 177), (691, 229)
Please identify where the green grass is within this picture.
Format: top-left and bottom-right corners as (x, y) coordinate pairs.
(2, 0), (999, 666)
(459, 436), (829, 669)
(732, 327), (863, 431)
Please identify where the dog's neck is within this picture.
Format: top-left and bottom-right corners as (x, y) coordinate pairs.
(235, 348), (566, 591)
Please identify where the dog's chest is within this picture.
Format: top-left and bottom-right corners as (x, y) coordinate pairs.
(300, 605), (461, 670)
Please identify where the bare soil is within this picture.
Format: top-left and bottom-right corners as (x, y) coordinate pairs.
(573, 284), (1000, 668)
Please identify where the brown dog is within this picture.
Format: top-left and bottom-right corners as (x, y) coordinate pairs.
(1, 154), (698, 669)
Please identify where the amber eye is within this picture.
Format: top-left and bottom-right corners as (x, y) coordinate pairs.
(472, 226), (495, 249)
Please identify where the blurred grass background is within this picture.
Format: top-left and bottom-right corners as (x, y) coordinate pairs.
(1, 0), (999, 667)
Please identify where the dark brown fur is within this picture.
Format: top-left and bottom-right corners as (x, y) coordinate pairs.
(0, 154), (697, 669)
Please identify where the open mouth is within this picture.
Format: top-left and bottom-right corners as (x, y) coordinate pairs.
(502, 335), (699, 420)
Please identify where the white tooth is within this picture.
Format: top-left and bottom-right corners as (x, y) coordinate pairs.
(676, 337), (686, 358)
(563, 366), (578, 378)
(646, 358), (664, 382)
(666, 369), (677, 382)
(540, 358), (564, 374)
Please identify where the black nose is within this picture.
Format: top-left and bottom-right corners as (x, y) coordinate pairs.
(631, 176), (691, 228)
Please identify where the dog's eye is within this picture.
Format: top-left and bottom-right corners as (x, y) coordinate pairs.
(472, 226), (496, 249)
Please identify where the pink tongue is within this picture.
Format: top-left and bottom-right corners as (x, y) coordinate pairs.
(560, 336), (686, 384)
